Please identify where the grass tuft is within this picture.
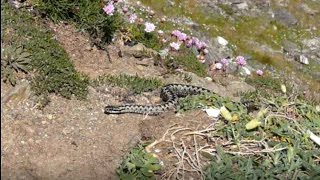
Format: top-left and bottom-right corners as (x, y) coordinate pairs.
(34, 0), (123, 47)
(91, 74), (163, 94)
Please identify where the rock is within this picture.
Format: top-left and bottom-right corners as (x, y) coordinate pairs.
(240, 66), (252, 75)
(225, 81), (256, 96)
(120, 43), (158, 59)
(299, 3), (318, 15)
(273, 9), (298, 27)
(302, 38), (320, 63)
(1, 80), (31, 105)
(282, 40), (301, 60)
(217, 36), (229, 46)
(191, 31), (233, 63)
(302, 38), (320, 51)
(235, 2), (249, 10)
(295, 55), (309, 65)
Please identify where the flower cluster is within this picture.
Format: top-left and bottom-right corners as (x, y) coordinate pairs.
(101, 1), (266, 77)
(212, 56), (264, 76)
(169, 30), (209, 63)
(103, 2), (115, 15)
(236, 56), (246, 66)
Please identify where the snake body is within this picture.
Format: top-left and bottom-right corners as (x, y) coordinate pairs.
(104, 84), (211, 115)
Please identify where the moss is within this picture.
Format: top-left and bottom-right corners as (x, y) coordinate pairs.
(2, 2), (88, 101)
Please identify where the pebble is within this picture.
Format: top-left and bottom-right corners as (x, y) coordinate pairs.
(295, 55), (309, 65)
(217, 36), (228, 46)
(47, 114), (53, 120)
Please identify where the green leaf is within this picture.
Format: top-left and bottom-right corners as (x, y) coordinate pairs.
(141, 167), (154, 177)
(126, 162), (136, 171)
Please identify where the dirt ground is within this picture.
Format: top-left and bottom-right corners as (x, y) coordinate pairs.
(1, 23), (254, 179)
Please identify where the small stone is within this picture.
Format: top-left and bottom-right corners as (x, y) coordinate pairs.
(154, 149), (161, 153)
(274, 9), (298, 27)
(204, 77), (212, 81)
(85, 45), (92, 51)
(47, 114), (53, 120)
(217, 36), (228, 46)
(204, 108), (220, 118)
(295, 55), (309, 65)
(241, 67), (251, 75)
(236, 2), (248, 10)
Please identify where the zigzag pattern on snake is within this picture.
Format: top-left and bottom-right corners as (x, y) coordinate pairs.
(104, 84), (211, 115)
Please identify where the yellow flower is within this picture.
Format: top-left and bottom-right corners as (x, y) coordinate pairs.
(220, 106), (232, 121)
(280, 84), (287, 94)
(245, 119), (262, 130)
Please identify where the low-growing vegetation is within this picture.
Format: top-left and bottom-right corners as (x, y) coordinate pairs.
(1, 45), (31, 85)
(117, 145), (161, 179)
(203, 91), (320, 179)
(167, 46), (208, 77)
(1, 2), (89, 106)
(91, 74), (163, 94)
(148, 85), (319, 179)
(2, 0), (319, 179)
(34, 0), (123, 47)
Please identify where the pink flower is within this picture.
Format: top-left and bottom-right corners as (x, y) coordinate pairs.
(199, 42), (208, 49)
(128, 13), (137, 23)
(236, 56), (246, 66)
(195, 41), (202, 50)
(185, 39), (193, 48)
(203, 49), (209, 55)
(192, 37), (200, 45)
(171, 30), (187, 41)
(144, 22), (156, 32)
(103, 3), (115, 15)
(170, 42), (181, 50)
(171, 30), (181, 37)
(177, 32), (187, 41)
(215, 63), (223, 70)
(220, 58), (229, 66)
(256, 69), (263, 76)
(122, 7), (128, 13)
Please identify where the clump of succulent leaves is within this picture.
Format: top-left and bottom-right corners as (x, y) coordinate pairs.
(1, 45), (31, 85)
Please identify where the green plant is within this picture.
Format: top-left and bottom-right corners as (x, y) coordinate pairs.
(91, 74), (163, 94)
(34, 0), (123, 47)
(205, 146), (320, 179)
(33, 0), (79, 22)
(165, 46), (207, 77)
(204, 90), (320, 179)
(2, 2), (89, 103)
(130, 24), (162, 51)
(117, 145), (161, 180)
(177, 93), (246, 113)
(1, 45), (31, 85)
(76, 0), (123, 46)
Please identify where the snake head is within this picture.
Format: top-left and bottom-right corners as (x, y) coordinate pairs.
(104, 106), (125, 114)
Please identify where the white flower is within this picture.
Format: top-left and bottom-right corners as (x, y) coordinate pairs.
(157, 30), (164, 36)
(170, 42), (181, 50)
(215, 63), (223, 70)
(129, 13), (137, 23)
(144, 22), (156, 32)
